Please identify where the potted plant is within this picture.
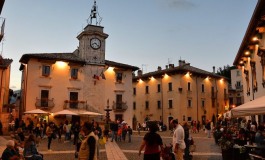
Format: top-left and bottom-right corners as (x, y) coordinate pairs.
(218, 127), (234, 160)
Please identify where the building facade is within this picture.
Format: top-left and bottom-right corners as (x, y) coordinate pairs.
(233, 0), (265, 122)
(19, 2), (138, 126)
(132, 60), (229, 129)
(229, 68), (244, 108)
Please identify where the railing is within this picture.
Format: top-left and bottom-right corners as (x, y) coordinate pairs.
(63, 100), (86, 110)
(235, 85), (243, 91)
(112, 101), (128, 112)
(35, 98), (55, 110)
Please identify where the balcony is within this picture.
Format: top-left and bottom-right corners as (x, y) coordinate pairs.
(64, 100), (86, 110)
(35, 98), (55, 110)
(235, 85), (243, 91)
(112, 101), (128, 112)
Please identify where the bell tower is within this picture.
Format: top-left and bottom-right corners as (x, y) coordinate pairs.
(77, 0), (108, 64)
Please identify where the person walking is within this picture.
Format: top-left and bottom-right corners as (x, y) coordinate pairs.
(46, 122), (55, 151)
(171, 119), (186, 160)
(138, 122), (163, 160)
(78, 121), (98, 160)
(137, 123), (142, 135)
(110, 121), (118, 142)
(127, 126), (133, 143)
(63, 120), (70, 142)
(205, 120), (211, 138)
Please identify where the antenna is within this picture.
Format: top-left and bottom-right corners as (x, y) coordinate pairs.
(141, 64), (148, 73)
(87, 0), (102, 26)
(167, 58), (172, 64)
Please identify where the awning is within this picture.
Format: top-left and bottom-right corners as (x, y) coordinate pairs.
(79, 111), (103, 116)
(24, 109), (49, 114)
(53, 109), (78, 116)
(231, 95), (265, 117)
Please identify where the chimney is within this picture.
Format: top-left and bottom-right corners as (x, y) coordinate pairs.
(169, 64), (174, 68)
(137, 70), (142, 76)
(178, 60), (186, 66)
(165, 65), (168, 69)
(157, 66), (162, 71)
(213, 66), (215, 73)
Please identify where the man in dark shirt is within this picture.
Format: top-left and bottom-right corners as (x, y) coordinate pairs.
(110, 121), (118, 142)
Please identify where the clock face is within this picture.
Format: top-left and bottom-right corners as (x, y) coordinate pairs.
(90, 38), (101, 49)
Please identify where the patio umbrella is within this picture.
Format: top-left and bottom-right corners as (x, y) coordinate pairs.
(53, 109), (79, 116)
(79, 111), (103, 116)
(24, 109), (49, 114)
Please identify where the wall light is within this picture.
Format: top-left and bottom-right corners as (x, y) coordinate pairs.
(55, 61), (68, 69)
(149, 76), (155, 81)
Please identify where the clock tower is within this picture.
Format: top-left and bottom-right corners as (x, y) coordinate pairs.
(77, 0), (108, 64)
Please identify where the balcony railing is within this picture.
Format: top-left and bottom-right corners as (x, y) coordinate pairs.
(112, 101), (128, 112)
(64, 100), (86, 109)
(35, 98), (55, 110)
(235, 85), (243, 91)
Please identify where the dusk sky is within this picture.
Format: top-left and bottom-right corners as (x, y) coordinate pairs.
(1, 0), (258, 90)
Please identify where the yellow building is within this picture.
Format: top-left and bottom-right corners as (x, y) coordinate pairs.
(233, 0), (265, 122)
(19, 2), (138, 126)
(132, 60), (229, 128)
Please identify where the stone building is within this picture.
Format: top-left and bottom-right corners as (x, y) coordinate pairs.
(233, 0), (265, 122)
(19, 2), (138, 126)
(132, 60), (229, 129)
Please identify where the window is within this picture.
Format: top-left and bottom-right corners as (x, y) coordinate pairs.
(116, 72), (123, 83)
(116, 94), (123, 110)
(168, 82), (172, 91)
(157, 84), (161, 92)
(168, 99), (173, 108)
(42, 65), (50, 76)
(236, 70), (241, 76)
(188, 82), (191, 91)
(157, 100), (161, 109)
(202, 100), (205, 107)
(145, 101), (149, 110)
(41, 90), (49, 107)
(71, 68), (78, 79)
(69, 92), (78, 109)
(201, 84), (205, 92)
(145, 86), (149, 94)
(188, 99), (192, 107)
(133, 102), (136, 110)
(133, 88), (136, 95)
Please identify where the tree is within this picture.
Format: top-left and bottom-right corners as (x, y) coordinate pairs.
(216, 65), (236, 84)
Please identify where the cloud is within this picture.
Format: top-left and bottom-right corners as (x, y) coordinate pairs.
(165, 0), (196, 10)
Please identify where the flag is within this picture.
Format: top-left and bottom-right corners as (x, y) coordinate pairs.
(93, 74), (99, 80)
(100, 71), (106, 80)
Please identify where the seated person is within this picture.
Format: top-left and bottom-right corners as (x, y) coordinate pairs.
(23, 134), (43, 160)
(1, 140), (20, 160)
(255, 125), (265, 147)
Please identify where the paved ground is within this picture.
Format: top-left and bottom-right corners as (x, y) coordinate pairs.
(0, 130), (222, 160)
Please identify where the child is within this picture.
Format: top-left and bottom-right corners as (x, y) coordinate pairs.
(117, 126), (122, 141)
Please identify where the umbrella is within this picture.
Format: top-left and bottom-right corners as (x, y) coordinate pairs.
(79, 111), (103, 116)
(24, 109), (49, 114)
(231, 95), (265, 117)
(53, 109), (79, 116)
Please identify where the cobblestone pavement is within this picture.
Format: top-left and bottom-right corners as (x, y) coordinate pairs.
(2, 130), (222, 160)
(116, 130), (222, 160)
